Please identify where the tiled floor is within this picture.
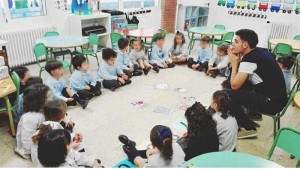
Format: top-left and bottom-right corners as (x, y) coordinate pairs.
(0, 34), (299, 167)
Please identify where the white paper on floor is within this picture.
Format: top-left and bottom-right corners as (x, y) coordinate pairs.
(153, 106), (172, 115)
(155, 83), (168, 90)
(175, 88), (186, 93)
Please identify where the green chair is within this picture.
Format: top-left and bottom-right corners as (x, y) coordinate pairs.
(77, 34), (100, 66)
(294, 35), (300, 41)
(295, 54), (300, 79)
(125, 24), (138, 29)
(187, 27), (201, 55)
(111, 32), (123, 50)
(33, 43), (72, 77)
(272, 43), (293, 57)
(267, 127), (300, 167)
(44, 31), (72, 61)
(214, 25), (225, 30)
(159, 28), (167, 38)
(0, 72), (20, 136)
(212, 31), (234, 46)
(265, 78), (300, 139)
(144, 32), (163, 57)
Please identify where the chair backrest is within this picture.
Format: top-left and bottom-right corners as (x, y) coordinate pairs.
(294, 35), (300, 41)
(110, 32), (123, 48)
(125, 24), (138, 29)
(272, 43), (293, 57)
(159, 29), (167, 38)
(10, 71), (20, 108)
(296, 54), (300, 79)
(214, 24), (225, 30)
(223, 32), (234, 43)
(267, 127), (300, 163)
(44, 31), (59, 37)
(88, 34), (100, 52)
(151, 32), (164, 44)
(187, 26), (192, 40)
(33, 43), (49, 65)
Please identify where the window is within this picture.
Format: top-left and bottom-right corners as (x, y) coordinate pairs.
(144, 0), (157, 8)
(8, 0), (46, 19)
(101, 0), (119, 10)
(123, 0), (142, 9)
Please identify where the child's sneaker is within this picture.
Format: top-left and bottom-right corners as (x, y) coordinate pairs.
(153, 65), (160, 73)
(125, 80), (132, 85)
(168, 63), (176, 68)
(133, 70), (143, 76)
(143, 67), (152, 75)
(79, 100), (89, 109)
(210, 73), (217, 78)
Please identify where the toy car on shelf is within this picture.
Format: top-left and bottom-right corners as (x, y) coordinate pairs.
(296, 5), (300, 14)
(237, 0), (247, 9)
(270, 3), (281, 12)
(227, 0), (235, 8)
(218, 0), (226, 6)
(258, 2), (269, 11)
(282, 3), (294, 13)
(247, 2), (257, 10)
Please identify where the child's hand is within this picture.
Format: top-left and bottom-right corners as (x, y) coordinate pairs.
(67, 120), (75, 128)
(146, 148), (159, 158)
(118, 77), (125, 84)
(72, 141), (80, 150)
(85, 86), (91, 90)
(128, 67), (134, 73)
(67, 98), (74, 102)
(92, 160), (103, 168)
(121, 74), (128, 80)
(74, 133), (83, 143)
(192, 64), (199, 70)
(182, 132), (188, 138)
(163, 62), (168, 68)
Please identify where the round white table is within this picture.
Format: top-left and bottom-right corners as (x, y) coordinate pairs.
(36, 36), (88, 49)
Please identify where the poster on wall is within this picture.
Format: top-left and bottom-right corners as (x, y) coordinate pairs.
(8, 0), (46, 19)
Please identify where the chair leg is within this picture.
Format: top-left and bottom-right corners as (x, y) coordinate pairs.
(39, 69), (42, 77)
(96, 55), (100, 67)
(277, 118), (280, 130)
(188, 41), (192, 55)
(86, 55), (89, 63)
(296, 160), (300, 168)
(273, 118), (277, 140)
(5, 96), (15, 137)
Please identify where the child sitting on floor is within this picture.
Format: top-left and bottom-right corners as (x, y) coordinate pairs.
(37, 129), (103, 167)
(70, 55), (102, 100)
(129, 39), (159, 75)
(206, 44), (230, 78)
(211, 90), (238, 151)
(15, 84), (49, 159)
(187, 36), (212, 71)
(169, 31), (188, 64)
(98, 48), (131, 91)
(150, 35), (176, 68)
(277, 56), (295, 95)
(118, 125), (185, 167)
(117, 38), (143, 78)
(45, 60), (88, 109)
(11, 66), (30, 94)
(31, 100), (85, 167)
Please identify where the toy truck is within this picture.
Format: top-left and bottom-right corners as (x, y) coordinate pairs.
(282, 3), (294, 13)
(258, 2), (269, 11)
(270, 3), (281, 12)
(227, 0), (235, 8)
(296, 5), (300, 14)
(218, 0), (226, 6)
(247, 2), (257, 10)
(237, 0), (247, 9)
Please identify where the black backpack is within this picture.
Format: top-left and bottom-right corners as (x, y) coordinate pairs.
(125, 13), (139, 25)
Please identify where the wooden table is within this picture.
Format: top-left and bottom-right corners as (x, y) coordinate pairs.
(294, 91), (300, 109)
(181, 151), (283, 168)
(189, 27), (227, 52)
(123, 28), (160, 39)
(0, 77), (17, 136)
(0, 40), (9, 67)
(269, 39), (300, 52)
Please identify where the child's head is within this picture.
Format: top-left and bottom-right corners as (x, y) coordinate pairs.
(44, 100), (67, 122)
(211, 90), (231, 119)
(11, 66), (30, 83)
(277, 56), (295, 70)
(150, 125), (173, 160)
(173, 31), (186, 48)
(185, 102), (217, 136)
(200, 36), (210, 49)
(38, 129), (71, 167)
(118, 38), (130, 51)
(156, 35), (165, 47)
(71, 55), (89, 72)
(26, 76), (43, 86)
(217, 44), (229, 57)
(23, 84), (49, 113)
(132, 40), (143, 52)
(102, 48), (117, 66)
(45, 60), (64, 78)
(221, 79), (231, 90)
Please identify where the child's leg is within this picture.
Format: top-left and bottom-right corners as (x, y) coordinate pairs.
(138, 59), (145, 69)
(122, 69), (133, 79)
(199, 61), (209, 71)
(77, 90), (94, 100)
(89, 81), (102, 96)
(61, 87), (76, 106)
(143, 61), (152, 68)
(187, 58), (195, 68)
(102, 80), (121, 91)
(178, 57), (187, 63)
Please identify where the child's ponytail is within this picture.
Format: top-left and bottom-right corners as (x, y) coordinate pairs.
(32, 124), (52, 144)
(212, 90), (231, 119)
(161, 137), (173, 160)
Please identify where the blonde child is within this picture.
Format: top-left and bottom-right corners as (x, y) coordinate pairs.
(207, 44), (230, 78)
(169, 31), (188, 64)
(129, 40), (158, 75)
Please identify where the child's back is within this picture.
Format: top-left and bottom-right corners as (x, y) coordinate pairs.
(277, 56), (294, 95)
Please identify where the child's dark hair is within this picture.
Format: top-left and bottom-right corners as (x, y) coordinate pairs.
(185, 102), (217, 138)
(235, 29), (258, 49)
(32, 124), (53, 144)
(173, 31), (186, 50)
(132, 39), (144, 49)
(118, 38), (130, 49)
(71, 55), (86, 70)
(277, 56), (295, 70)
(156, 35), (164, 41)
(212, 90), (231, 119)
(44, 100), (67, 122)
(102, 48), (117, 60)
(26, 76), (43, 86)
(201, 36), (210, 43)
(150, 125), (173, 160)
(217, 44), (229, 55)
(11, 66), (29, 80)
(38, 129), (71, 167)
(221, 79), (231, 89)
(23, 84), (49, 113)
(45, 60), (63, 75)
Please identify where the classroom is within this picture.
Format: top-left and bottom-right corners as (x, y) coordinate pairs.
(0, 0), (300, 168)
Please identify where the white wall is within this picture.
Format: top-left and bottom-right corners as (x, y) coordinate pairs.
(207, 1), (300, 48)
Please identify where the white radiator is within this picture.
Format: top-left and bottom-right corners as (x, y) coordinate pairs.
(0, 25), (56, 67)
(269, 23), (291, 39)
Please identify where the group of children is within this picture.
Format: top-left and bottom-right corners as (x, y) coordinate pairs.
(9, 30), (296, 167)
